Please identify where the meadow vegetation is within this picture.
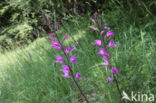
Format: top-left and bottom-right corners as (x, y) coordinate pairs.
(0, 0), (156, 103)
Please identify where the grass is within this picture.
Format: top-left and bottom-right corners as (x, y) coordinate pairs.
(0, 14), (156, 103)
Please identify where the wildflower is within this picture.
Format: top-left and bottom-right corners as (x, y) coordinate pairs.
(107, 40), (118, 48)
(51, 41), (62, 50)
(55, 56), (64, 63)
(106, 31), (114, 37)
(93, 40), (102, 46)
(60, 65), (70, 78)
(104, 51), (110, 59)
(104, 26), (110, 30)
(100, 59), (110, 66)
(90, 17), (95, 23)
(97, 49), (110, 59)
(90, 27), (97, 31)
(64, 34), (68, 40)
(48, 33), (55, 36)
(48, 37), (54, 41)
(70, 55), (77, 63)
(62, 65), (70, 70)
(111, 68), (118, 75)
(100, 30), (105, 35)
(76, 72), (82, 80)
(72, 44), (77, 49)
(97, 49), (105, 55)
(57, 24), (59, 30)
(70, 44), (77, 53)
(65, 46), (70, 54)
(50, 24), (89, 102)
(107, 77), (112, 83)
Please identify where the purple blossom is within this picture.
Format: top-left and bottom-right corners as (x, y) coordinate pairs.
(76, 72), (82, 80)
(64, 34), (68, 40)
(100, 30), (105, 35)
(55, 56), (64, 63)
(70, 55), (77, 63)
(90, 27), (97, 31)
(90, 17), (95, 23)
(111, 68), (118, 75)
(70, 44), (77, 53)
(107, 40), (118, 48)
(48, 33), (55, 36)
(65, 46), (70, 54)
(106, 31), (114, 37)
(60, 65), (70, 78)
(97, 49), (106, 55)
(104, 51), (110, 59)
(72, 44), (76, 49)
(100, 59), (110, 66)
(97, 49), (110, 59)
(93, 40), (102, 46)
(107, 77), (112, 83)
(104, 26), (110, 30)
(48, 37), (55, 41)
(51, 41), (62, 50)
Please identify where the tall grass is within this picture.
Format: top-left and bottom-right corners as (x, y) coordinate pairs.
(0, 13), (156, 103)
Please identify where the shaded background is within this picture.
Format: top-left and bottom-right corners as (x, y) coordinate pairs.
(0, 0), (156, 51)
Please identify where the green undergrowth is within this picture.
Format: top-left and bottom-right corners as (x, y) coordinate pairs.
(0, 14), (156, 103)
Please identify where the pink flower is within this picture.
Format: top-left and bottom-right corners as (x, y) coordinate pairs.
(60, 65), (70, 78)
(70, 55), (77, 63)
(64, 34), (68, 40)
(57, 24), (59, 30)
(70, 44), (77, 53)
(48, 33), (55, 36)
(106, 31), (114, 37)
(90, 17), (95, 23)
(93, 40), (101, 46)
(55, 56), (64, 63)
(90, 27), (97, 31)
(97, 49), (110, 59)
(97, 49), (106, 55)
(100, 30), (105, 35)
(76, 72), (82, 80)
(104, 51), (110, 59)
(100, 59), (110, 66)
(48, 37), (54, 41)
(65, 46), (70, 54)
(104, 26), (110, 30)
(51, 41), (62, 50)
(107, 40), (118, 48)
(111, 68), (118, 75)
(107, 77), (112, 83)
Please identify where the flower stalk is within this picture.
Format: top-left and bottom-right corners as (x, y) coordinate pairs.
(90, 13), (126, 103)
(49, 24), (89, 103)
(55, 33), (89, 103)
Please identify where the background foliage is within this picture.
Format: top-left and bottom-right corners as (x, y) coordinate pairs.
(0, 0), (156, 51)
(0, 0), (156, 102)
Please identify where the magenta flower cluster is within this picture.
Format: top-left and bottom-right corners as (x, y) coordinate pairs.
(90, 15), (119, 83)
(49, 25), (82, 80)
